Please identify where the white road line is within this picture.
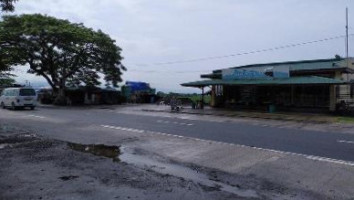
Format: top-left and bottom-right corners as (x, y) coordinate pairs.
(337, 140), (354, 144)
(306, 155), (354, 166)
(100, 124), (354, 167)
(26, 115), (45, 119)
(157, 120), (194, 126)
(101, 125), (144, 133)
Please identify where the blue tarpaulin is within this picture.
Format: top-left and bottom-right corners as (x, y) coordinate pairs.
(125, 81), (150, 92)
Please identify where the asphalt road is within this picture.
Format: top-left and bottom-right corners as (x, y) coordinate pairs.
(1, 106), (354, 162)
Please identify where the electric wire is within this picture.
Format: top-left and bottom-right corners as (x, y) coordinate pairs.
(128, 34), (354, 73)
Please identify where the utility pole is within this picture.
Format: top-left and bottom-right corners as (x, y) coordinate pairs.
(346, 7), (349, 68)
(345, 7), (350, 83)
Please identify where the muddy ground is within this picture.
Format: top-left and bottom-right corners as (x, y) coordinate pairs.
(0, 124), (326, 200)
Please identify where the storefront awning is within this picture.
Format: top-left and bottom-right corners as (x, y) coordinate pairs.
(181, 76), (346, 88)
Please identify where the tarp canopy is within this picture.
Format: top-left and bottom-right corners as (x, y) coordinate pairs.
(181, 76), (346, 88)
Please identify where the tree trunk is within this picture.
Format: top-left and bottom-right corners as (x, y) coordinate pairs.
(53, 80), (67, 105)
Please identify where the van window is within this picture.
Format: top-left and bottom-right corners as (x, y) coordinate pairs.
(19, 89), (36, 96)
(8, 89), (18, 96)
(7, 89), (14, 96)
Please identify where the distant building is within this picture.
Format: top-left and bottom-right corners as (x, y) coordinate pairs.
(36, 86), (124, 105)
(182, 58), (354, 112)
(122, 81), (156, 103)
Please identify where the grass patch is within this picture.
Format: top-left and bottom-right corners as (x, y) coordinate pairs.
(336, 116), (354, 123)
(189, 95), (211, 104)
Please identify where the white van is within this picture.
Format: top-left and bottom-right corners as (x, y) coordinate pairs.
(0, 87), (37, 110)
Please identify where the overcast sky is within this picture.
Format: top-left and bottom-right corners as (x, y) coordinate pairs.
(6, 0), (354, 93)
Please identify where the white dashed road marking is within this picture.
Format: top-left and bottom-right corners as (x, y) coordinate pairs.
(157, 120), (193, 126)
(337, 140), (354, 144)
(101, 125), (144, 133)
(101, 124), (354, 167)
(26, 115), (46, 119)
(305, 155), (354, 166)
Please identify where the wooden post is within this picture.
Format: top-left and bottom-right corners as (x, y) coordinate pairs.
(201, 87), (205, 109)
(210, 85), (215, 107)
(329, 85), (336, 112)
(291, 86), (295, 106)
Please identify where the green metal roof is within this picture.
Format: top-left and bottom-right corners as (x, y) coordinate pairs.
(209, 58), (352, 74)
(234, 58), (345, 70)
(181, 76), (346, 87)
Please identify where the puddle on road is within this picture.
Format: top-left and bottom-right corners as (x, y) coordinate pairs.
(59, 175), (80, 181)
(68, 143), (120, 162)
(120, 148), (259, 198)
(68, 143), (258, 198)
(0, 134), (38, 149)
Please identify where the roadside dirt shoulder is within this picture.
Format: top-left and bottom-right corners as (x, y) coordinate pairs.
(0, 124), (329, 200)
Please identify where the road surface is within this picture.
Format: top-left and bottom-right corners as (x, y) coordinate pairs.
(1, 105), (354, 163)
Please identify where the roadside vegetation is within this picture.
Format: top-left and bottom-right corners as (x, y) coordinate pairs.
(336, 116), (354, 123)
(0, 77), (15, 87)
(0, 14), (125, 105)
(157, 92), (211, 105)
(0, 0), (17, 12)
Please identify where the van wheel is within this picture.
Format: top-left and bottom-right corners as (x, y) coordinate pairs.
(30, 106), (35, 110)
(1, 102), (5, 109)
(11, 102), (16, 110)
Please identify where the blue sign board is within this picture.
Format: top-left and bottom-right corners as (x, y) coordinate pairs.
(222, 66), (290, 80)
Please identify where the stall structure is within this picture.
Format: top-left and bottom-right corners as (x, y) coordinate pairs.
(182, 58), (354, 112)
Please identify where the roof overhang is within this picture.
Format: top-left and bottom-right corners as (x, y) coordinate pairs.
(291, 67), (354, 75)
(181, 76), (347, 88)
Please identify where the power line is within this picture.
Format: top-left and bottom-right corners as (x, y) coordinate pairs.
(128, 34), (354, 71)
(154, 34), (354, 65)
(128, 70), (210, 74)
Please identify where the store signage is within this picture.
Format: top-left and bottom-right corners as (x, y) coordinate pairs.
(222, 66), (290, 80)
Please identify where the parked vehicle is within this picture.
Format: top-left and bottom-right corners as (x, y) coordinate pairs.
(0, 87), (37, 110)
(170, 97), (182, 111)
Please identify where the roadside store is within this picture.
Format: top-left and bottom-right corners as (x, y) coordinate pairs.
(182, 58), (354, 112)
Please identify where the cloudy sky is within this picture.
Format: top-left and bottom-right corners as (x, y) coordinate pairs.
(5, 0), (354, 92)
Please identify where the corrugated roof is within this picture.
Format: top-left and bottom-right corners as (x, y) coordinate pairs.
(210, 58), (352, 74)
(233, 58), (344, 69)
(181, 76), (346, 87)
(201, 58), (354, 78)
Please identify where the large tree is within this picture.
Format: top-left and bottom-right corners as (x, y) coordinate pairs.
(0, 14), (125, 103)
(0, 0), (17, 12)
(0, 76), (15, 86)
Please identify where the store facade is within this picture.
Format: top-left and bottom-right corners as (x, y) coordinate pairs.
(182, 58), (354, 112)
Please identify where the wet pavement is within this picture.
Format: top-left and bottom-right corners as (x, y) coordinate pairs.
(67, 143), (259, 198)
(0, 124), (326, 200)
(0, 129), (238, 200)
(2, 105), (354, 199)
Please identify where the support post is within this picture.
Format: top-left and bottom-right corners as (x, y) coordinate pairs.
(346, 7), (349, 68)
(291, 86), (295, 106)
(201, 87), (204, 109)
(211, 85), (216, 107)
(329, 85), (337, 112)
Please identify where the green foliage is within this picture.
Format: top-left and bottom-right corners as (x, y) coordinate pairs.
(0, 77), (15, 86)
(336, 116), (354, 124)
(162, 92), (211, 104)
(0, 14), (125, 94)
(156, 91), (167, 97)
(0, 0), (17, 12)
(335, 54), (342, 60)
(189, 95), (211, 104)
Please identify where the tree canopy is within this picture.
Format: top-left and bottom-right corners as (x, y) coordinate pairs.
(0, 14), (126, 97)
(0, 0), (17, 12)
(0, 76), (15, 87)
